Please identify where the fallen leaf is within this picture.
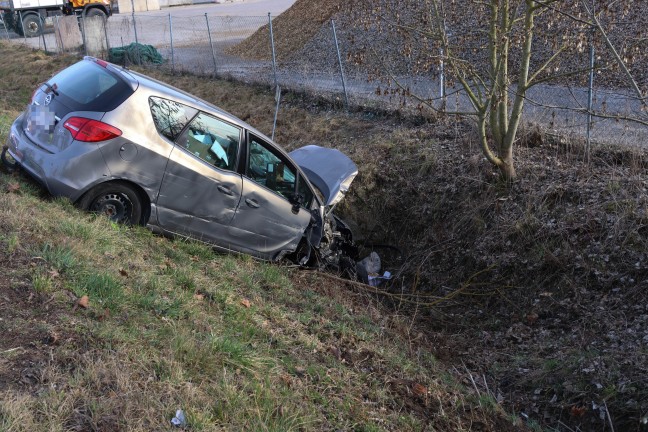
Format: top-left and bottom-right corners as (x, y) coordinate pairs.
(240, 299), (251, 308)
(412, 382), (428, 397)
(45, 332), (59, 345)
(77, 295), (89, 309)
(328, 346), (342, 360)
(48, 270), (60, 278)
(570, 405), (586, 417)
(118, 268), (129, 278)
(6, 183), (20, 193)
(280, 374), (292, 386)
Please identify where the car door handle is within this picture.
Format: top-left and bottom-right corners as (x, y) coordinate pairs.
(245, 198), (260, 208)
(217, 185), (233, 196)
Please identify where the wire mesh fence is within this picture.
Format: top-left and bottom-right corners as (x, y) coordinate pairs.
(0, 11), (646, 152)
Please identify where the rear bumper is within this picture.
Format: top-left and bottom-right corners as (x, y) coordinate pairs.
(4, 114), (111, 202)
(5, 116), (49, 187)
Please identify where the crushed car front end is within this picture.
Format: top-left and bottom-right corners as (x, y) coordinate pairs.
(288, 145), (361, 274)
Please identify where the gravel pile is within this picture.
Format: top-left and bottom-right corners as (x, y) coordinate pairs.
(232, 1), (648, 91)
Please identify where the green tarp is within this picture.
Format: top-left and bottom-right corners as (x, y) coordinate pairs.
(108, 43), (164, 66)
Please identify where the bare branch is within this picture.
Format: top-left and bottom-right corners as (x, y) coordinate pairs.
(581, 0), (648, 109)
(526, 45), (567, 88)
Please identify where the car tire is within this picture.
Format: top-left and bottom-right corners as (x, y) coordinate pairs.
(20, 14), (42, 38)
(79, 182), (144, 225)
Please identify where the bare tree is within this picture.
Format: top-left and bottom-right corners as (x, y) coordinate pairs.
(349, 0), (617, 180)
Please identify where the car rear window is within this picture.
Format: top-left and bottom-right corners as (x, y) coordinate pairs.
(47, 61), (134, 112)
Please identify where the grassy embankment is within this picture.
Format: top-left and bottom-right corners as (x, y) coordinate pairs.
(0, 44), (519, 431)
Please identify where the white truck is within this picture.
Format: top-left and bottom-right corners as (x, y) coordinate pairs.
(0, 0), (112, 37)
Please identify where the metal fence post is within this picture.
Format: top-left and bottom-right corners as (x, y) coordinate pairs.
(586, 28), (595, 164)
(19, 12), (26, 44)
(102, 16), (110, 59)
(331, 19), (349, 109)
(169, 14), (175, 73)
(55, 15), (63, 53)
(439, 46), (446, 112)
(40, 18), (48, 52)
(268, 12), (278, 89)
(272, 85), (281, 140)
(2, 15), (9, 40)
(440, 22), (447, 112)
(81, 14), (88, 56)
(131, 0), (138, 44)
(205, 13), (217, 75)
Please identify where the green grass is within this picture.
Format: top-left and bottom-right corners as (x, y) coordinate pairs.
(0, 168), (503, 430)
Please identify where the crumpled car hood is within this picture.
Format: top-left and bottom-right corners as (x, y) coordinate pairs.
(289, 145), (358, 207)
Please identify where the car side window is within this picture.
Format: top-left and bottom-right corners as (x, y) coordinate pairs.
(177, 113), (241, 172)
(149, 97), (197, 141)
(247, 135), (313, 207)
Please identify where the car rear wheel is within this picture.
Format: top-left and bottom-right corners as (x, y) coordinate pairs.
(79, 183), (143, 225)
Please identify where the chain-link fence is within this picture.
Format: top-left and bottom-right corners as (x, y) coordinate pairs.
(1, 11), (646, 151)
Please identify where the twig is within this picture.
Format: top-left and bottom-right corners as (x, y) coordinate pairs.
(556, 420), (579, 432)
(1, 347), (23, 355)
(603, 401), (615, 432)
(315, 266), (508, 308)
(483, 374), (492, 398)
(463, 362), (481, 404)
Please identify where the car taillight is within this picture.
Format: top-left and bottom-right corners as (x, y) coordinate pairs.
(63, 117), (122, 142)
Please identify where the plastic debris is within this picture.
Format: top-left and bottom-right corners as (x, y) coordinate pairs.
(171, 409), (186, 427)
(368, 271), (392, 287)
(358, 252), (381, 274)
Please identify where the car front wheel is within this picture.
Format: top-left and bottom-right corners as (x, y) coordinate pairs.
(79, 183), (143, 225)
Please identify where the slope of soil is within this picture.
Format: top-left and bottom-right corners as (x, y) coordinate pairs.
(232, 0), (648, 90)
(228, 0), (343, 61)
(148, 65), (648, 430)
(338, 120), (648, 432)
(2, 40), (647, 431)
(0, 42), (522, 431)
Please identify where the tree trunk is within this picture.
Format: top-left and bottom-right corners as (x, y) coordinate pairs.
(498, 145), (516, 181)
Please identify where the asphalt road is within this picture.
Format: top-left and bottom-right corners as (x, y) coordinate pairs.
(139, 0), (296, 17)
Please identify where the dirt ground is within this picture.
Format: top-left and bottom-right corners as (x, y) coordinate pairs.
(230, 2), (648, 429)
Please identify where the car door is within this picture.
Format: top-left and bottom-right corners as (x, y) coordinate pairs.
(227, 133), (312, 259)
(156, 111), (243, 246)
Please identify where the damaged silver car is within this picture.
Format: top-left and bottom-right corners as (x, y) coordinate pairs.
(2, 57), (359, 271)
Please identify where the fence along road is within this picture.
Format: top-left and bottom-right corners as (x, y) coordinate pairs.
(3, 8), (647, 152)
